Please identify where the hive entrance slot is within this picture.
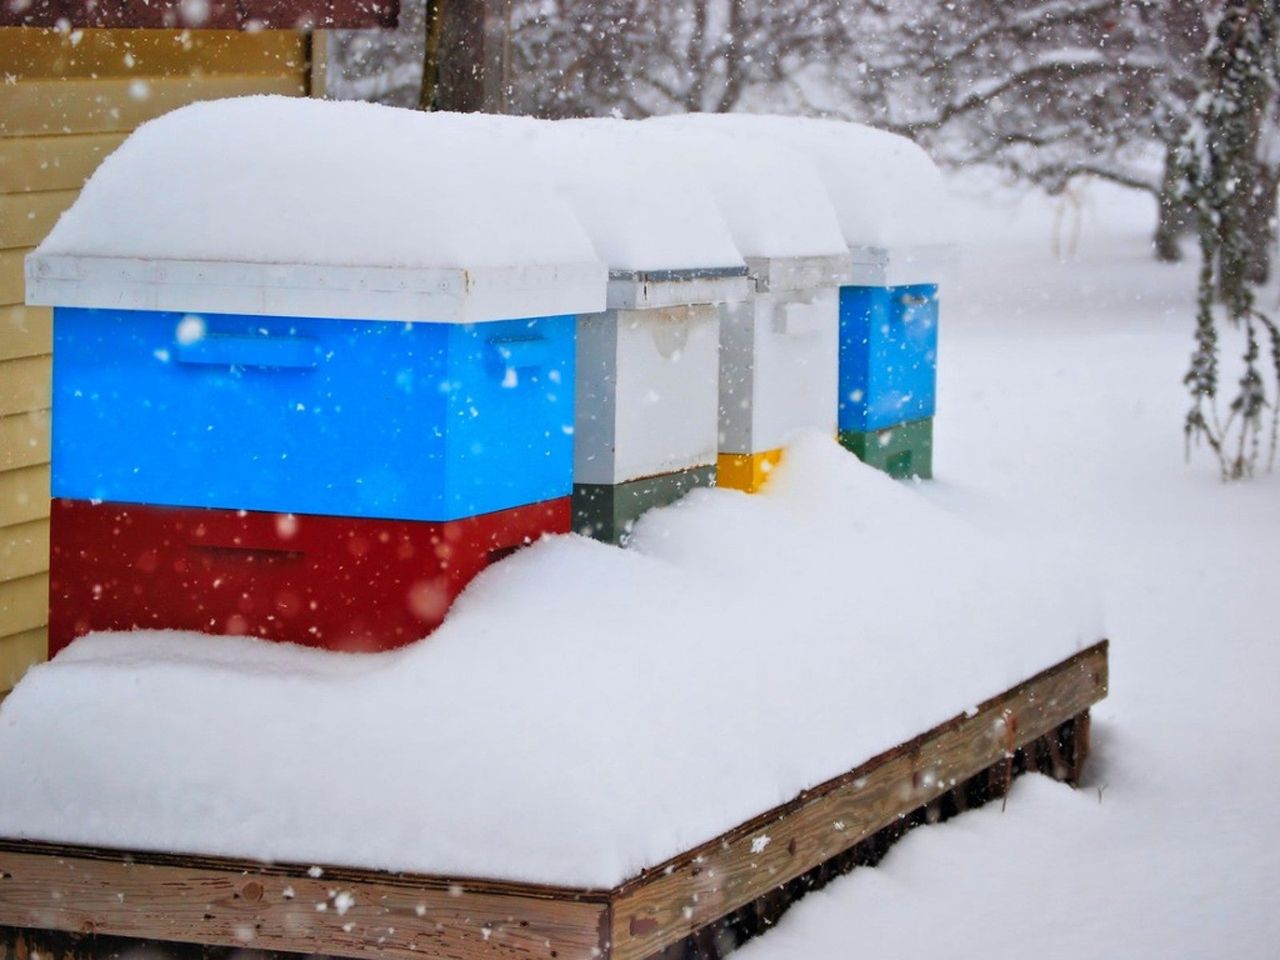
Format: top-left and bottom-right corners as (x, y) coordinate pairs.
(187, 543), (304, 563)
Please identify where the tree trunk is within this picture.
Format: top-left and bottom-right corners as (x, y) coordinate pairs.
(420, 0), (506, 113)
(1154, 143), (1190, 262)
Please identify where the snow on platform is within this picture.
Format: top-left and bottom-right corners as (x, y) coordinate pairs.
(0, 436), (1100, 889)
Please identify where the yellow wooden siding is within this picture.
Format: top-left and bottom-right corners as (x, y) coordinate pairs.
(0, 29), (307, 80)
(0, 627), (46, 693)
(0, 518), (49, 584)
(0, 133), (128, 194)
(0, 574), (48, 638)
(0, 355), (51, 418)
(0, 305), (52, 362)
(0, 464), (50, 529)
(0, 28), (309, 693)
(0, 249), (27, 305)
(0, 189), (78, 250)
(0, 410), (51, 472)
(1, 74), (306, 138)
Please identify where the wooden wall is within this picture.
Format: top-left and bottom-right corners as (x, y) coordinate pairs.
(0, 28), (311, 696)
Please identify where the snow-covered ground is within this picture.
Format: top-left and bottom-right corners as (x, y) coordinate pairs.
(744, 177), (1280, 959)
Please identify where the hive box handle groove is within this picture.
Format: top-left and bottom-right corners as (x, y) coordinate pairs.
(487, 335), (552, 370)
(176, 334), (320, 370)
(187, 543), (305, 562)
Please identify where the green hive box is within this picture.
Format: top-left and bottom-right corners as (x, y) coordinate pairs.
(839, 417), (933, 480)
(573, 465), (717, 545)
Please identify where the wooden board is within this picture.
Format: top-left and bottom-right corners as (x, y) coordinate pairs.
(0, 643), (1107, 960)
(0, 29), (306, 81)
(610, 640), (1109, 960)
(0, 627), (46, 693)
(0, 251), (29, 306)
(0, 409), (51, 472)
(0, 74), (306, 138)
(1, 1), (398, 29)
(0, 519), (49, 584)
(0, 574), (48, 637)
(0, 846), (608, 960)
(0, 192), (76, 252)
(0, 465), (50, 529)
(0, 307), (52, 363)
(0, 134), (126, 194)
(0, 356), (51, 419)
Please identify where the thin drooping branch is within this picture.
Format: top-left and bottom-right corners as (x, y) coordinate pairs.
(1181, 0), (1280, 479)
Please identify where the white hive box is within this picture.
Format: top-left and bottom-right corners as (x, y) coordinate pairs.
(532, 120), (751, 504)
(575, 303), (722, 486)
(645, 117), (851, 491)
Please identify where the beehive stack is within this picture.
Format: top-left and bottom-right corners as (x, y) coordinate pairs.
(669, 115), (953, 481)
(28, 99), (605, 654)
(646, 117), (854, 493)
(838, 253), (942, 479)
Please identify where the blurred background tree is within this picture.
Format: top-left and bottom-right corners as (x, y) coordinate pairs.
(1181, 0), (1280, 479)
(330, 1), (1274, 266)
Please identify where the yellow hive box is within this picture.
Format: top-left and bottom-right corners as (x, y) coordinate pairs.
(716, 448), (785, 493)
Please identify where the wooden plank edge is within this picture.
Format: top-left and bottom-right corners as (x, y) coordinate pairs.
(618, 639), (1107, 895)
(0, 849), (608, 960)
(615, 713), (1092, 960)
(606, 640), (1109, 960)
(0, 839), (610, 903)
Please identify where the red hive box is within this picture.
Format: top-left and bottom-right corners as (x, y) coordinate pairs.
(49, 497), (569, 655)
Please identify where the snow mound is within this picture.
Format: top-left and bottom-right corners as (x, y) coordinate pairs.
(532, 118), (746, 272)
(36, 100), (945, 276)
(653, 114), (953, 248)
(0, 436), (1100, 888)
(633, 121), (848, 260)
(36, 97), (599, 270)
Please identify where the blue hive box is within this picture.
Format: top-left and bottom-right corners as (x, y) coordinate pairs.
(24, 99), (609, 525)
(51, 306), (578, 522)
(838, 283), (939, 433)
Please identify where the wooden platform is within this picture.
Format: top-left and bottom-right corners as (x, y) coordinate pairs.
(0, 641), (1108, 960)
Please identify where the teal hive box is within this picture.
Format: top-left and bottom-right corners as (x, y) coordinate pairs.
(839, 417), (933, 480)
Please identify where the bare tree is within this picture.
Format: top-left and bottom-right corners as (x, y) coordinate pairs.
(818, 1), (1212, 261)
(506, 0), (847, 118)
(328, 0), (1276, 269)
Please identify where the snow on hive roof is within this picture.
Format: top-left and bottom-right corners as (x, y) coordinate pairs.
(29, 97), (607, 323)
(0, 436), (1098, 889)
(38, 96), (598, 271)
(653, 114), (953, 249)
(633, 121), (848, 262)
(530, 118), (746, 273)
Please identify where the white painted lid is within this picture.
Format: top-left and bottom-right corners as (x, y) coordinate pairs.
(30, 96), (606, 322)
